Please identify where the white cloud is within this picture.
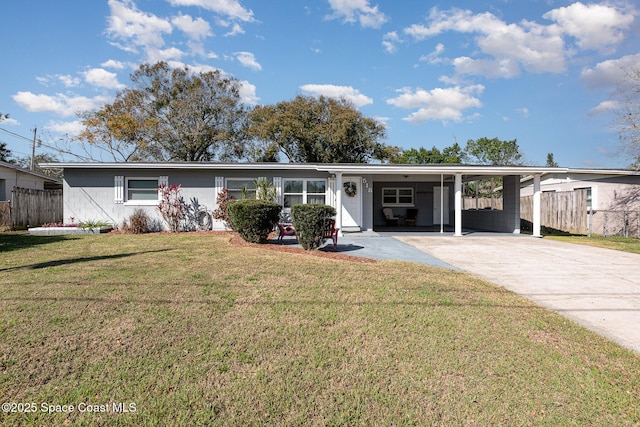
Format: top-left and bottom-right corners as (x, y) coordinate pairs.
(580, 53), (640, 90)
(326, 0), (388, 29)
(12, 92), (111, 117)
(45, 120), (85, 136)
(543, 2), (633, 53)
(516, 107), (530, 118)
(171, 14), (212, 40)
(382, 31), (401, 54)
(235, 52), (262, 71)
(238, 80), (259, 105)
(167, 0), (254, 22)
(300, 84), (374, 108)
(36, 74), (81, 88)
(419, 43), (445, 64)
(401, 7), (571, 78)
(101, 59), (126, 69)
(58, 75), (81, 88)
(401, 3), (637, 80)
(82, 68), (125, 90)
(224, 22), (245, 37)
(588, 100), (622, 116)
(452, 57), (522, 78)
(386, 85), (484, 123)
(1, 117), (19, 126)
(146, 47), (186, 63)
(107, 0), (172, 50)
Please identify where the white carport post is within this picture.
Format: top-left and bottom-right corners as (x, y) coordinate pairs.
(439, 174), (444, 233)
(454, 173), (462, 236)
(533, 174), (542, 238)
(335, 171), (343, 237)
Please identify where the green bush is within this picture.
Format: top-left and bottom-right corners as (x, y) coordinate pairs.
(291, 204), (336, 250)
(227, 199), (282, 243)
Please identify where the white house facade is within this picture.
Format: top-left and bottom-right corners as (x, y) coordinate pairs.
(43, 162), (574, 237)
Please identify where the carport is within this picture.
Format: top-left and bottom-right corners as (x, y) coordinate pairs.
(316, 164), (563, 237)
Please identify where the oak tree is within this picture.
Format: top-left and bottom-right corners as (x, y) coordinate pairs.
(393, 142), (465, 164)
(465, 137), (523, 165)
(77, 62), (249, 162)
(248, 95), (396, 163)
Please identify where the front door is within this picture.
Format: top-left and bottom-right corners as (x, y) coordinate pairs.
(341, 177), (362, 231)
(434, 186), (449, 225)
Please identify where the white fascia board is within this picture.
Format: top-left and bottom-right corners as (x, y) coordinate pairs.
(39, 162), (322, 171)
(318, 164), (566, 176)
(41, 162), (571, 176)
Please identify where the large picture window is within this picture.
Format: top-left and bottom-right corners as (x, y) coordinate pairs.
(126, 178), (159, 202)
(226, 178), (257, 200)
(283, 179), (326, 208)
(382, 187), (414, 207)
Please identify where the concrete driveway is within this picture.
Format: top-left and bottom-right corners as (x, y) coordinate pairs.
(395, 235), (640, 354)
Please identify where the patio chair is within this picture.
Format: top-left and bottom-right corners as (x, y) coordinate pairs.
(323, 219), (339, 248)
(276, 222), (296, 242)
(383, 208), (399, 226)
(405, 208), (418, 226)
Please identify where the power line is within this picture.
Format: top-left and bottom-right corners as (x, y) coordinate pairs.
(0, 126), (36, 143)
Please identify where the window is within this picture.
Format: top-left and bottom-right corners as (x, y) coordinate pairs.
(283, 179), (326, 208)
(382, 187), (414, 207)
(126, 178), (159, 202)
(226, 178), (257, 200)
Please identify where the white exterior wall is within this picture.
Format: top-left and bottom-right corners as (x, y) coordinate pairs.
(62, 168), (333, 230)
(0, 165), (49, 201)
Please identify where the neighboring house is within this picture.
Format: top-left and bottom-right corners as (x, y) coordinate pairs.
(521, 168), (640, 236)
(0, 161), (62, 228)
(44, 161), (573, 237)
(0, 160), (61, 201)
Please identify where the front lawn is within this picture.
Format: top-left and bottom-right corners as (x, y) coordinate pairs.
(1, 232), (638, 425)
(547, 234), (640, 255)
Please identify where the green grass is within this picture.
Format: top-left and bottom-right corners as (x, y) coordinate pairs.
(1, 232), (639, 426)
(547, 234), (640, 254)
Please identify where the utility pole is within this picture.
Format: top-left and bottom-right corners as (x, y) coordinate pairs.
(30, 127), (37, 171)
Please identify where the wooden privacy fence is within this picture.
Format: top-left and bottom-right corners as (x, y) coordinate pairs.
(463, 197), (503, 210)
(521, 189), (588, 235)
(0, 201), (10, 228)
(10, 187), (63, 228)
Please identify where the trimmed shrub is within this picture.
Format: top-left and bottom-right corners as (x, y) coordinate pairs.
(227, 199), (282, 243)
(291, 204), (336, 250)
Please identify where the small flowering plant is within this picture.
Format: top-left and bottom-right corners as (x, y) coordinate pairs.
(41, 222), (80, 228)
(157, 184), (187, 232)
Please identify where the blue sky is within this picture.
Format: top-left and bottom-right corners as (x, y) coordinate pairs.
(1, 0), (638, 167)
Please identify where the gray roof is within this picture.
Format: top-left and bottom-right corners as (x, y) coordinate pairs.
(41, 161), (567, 176)
(0, 160), (61, 183)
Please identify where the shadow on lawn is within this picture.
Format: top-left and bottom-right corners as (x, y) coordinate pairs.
(0, 233), (73, 253)
(0, 249), (172, 272)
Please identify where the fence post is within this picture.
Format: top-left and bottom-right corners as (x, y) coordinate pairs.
(623, 211), (629, 238)
(588, 208), (592, 237)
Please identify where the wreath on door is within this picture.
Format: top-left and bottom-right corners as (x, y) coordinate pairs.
(344, 181), (357, 197)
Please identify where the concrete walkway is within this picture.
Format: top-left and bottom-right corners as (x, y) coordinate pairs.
(395, 235), (640, 354)
(282, 234), (459, 270)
